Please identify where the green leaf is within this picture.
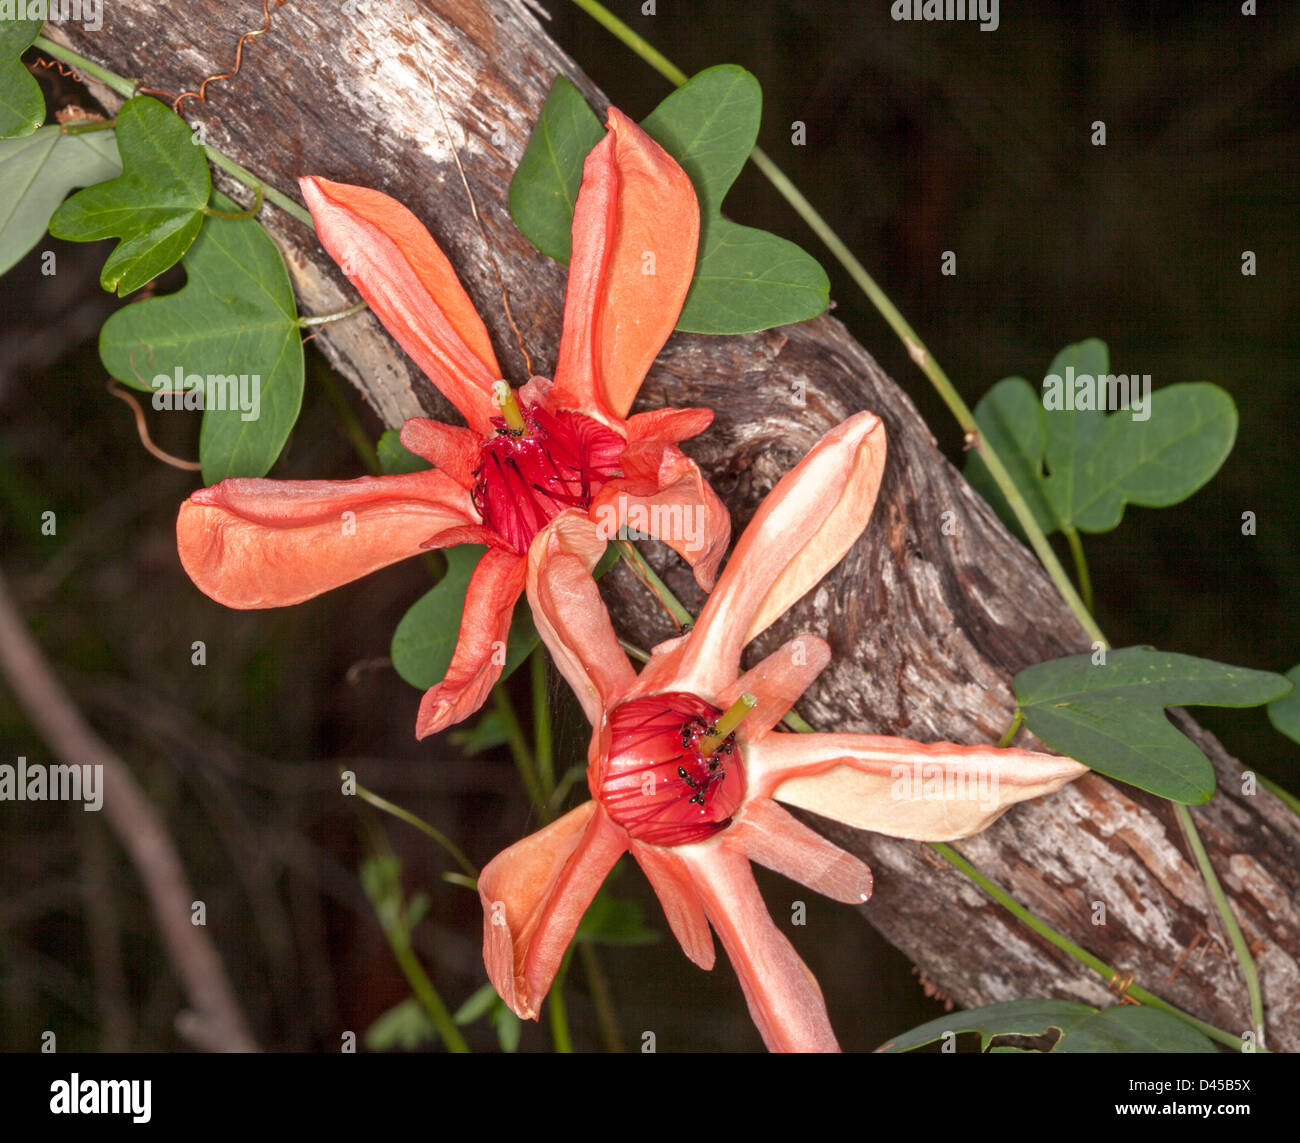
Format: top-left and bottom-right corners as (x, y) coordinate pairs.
(48, 96), (210, 295)
(964, 376), (1060, 538)
(507, 76), (603, 264)
(0, 19), (44, 140)
(1266, 663), (1300, 746)
(391, 545), (538, 693)
(1015, 647), (1292, 804)
(576, 892), (659, 947)
(452, 982), (498, 1027)
(0, 125), (120, 276)
(376, 429), (430, 475)
(492, 1001), (521, 1053)
(364, 997), (438, 1051)
(98, 209), (305, 483)
(965, 340), (1237, 536)
(508, 67), (828, 334)
(880, 998), (1217, 1053)
(449, 709), (511, 756)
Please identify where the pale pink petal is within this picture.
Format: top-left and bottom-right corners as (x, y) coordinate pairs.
(399, 418), (481, 489)
(726, 798), (872, 905)
(177, 471), (478, 609)
(716, 635), (831, 742)
(630, 841), (715, 970)
(747, 731), (1089, 842)
(415, 547), (526, 739)
(681, 843), (839, 1052)
(300, 177), (500, 434)
(480, 803), (627, 1020)
(525, 513), (637, 726)
(589, 444), (730, 589)
(552, 109), (700, 422)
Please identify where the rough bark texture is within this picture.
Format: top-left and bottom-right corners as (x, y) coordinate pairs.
(47, 0), (1300, 1049)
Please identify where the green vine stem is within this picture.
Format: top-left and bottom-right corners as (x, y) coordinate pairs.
(616, 539), (693, 628)
(203, 182), (264, 220)
(548, 944), (577, 1053)
(1062, 525), (1095, 614)
(931, 842), (1255, 1053)
(532, 647), (555, 802)
(59, 116), (115, 134)
(1174, 803), (1265, 1047)
(299, 300), (370, 327)
(32, 36), (315, 229)
(997, 708), (1024, 749)
(492, 686), (545, 814)
(351, 776), (478, 880)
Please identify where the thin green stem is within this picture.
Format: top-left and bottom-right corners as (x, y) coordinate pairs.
(531, 647), (555, 802)
(1258, 773), (1300, 817)
(315, 360), (381, 476)
(203, 182), (264, 220)
(930, 842), (1252, 1052)
(33, 36), (315, 229)
(387, 930), (470, 1053)
(565, 0), (1105, 651)
(616, 539), (693, 627)
(352, 778), (478, 880)
(493, 686), (544, 814)
(548, 945), (576, 1053)
(1174, 804), (1265, 1047)
(1062, 525), (1095, 614)
(578, 943), (625, 1053)
(998, 708), (1025, 749)
(299, 300), (369, 327)
(618, 637), (650, 664)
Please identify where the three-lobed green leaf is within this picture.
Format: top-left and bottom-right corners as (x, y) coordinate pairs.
(509, 66), (829, 334)
(880, 998), (1218, 1053)
(98, 208), (304, 483)
(0, 125), (120, 276)
(966, 340), (1237, 536)
(1014, 646), (1292, 804)
(49, 96), (211, 295)
(0, 18), (44, 140)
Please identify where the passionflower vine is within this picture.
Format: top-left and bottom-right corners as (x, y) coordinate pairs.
(478, 413), (1089, 1052)
(176, 108), (729, 738)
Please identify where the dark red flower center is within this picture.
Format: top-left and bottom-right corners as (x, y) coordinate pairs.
(597, 692), (746, 846)
(474, 404), (624, 555)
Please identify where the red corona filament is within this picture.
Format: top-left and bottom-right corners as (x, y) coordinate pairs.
(473, 402), (623, 556)
(598, 693), (747, 847)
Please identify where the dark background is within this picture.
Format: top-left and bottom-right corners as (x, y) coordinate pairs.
(1, 1), (1296, 1052)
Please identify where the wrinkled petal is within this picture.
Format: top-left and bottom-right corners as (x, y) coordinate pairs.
(717, 635), (831, 742)
(480, 803), (627, 1020)
(177, 471), (478, 609)
(415, 547), (526, 739)
(726, 798), (872, 905)
(681, 842), (839, 1052)
(552, 109), (699, 423)
(590, 444), (730, 589)
(630, 841), (715, 970)
(399, 418), (480, 489)
(648, 413), (886, 698)
(747, 731), (1089, 842)
(301, 176), (500, 434)
(526, 513), (636, 726)
(624, 406), (713, 445)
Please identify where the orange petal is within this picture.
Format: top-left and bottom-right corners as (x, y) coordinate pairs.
(480, 802), (627, 1020)
(525, 513), (636, 727)
(552, 108), (700, 421)
(624, 406), (714, 445)
(681, 843), (840, 1052)
(726, 798), (872, 905)
(655, 412), (887, 698)
(300, 176), (500, 434)
(414, 547), (526, 739)
(717, 635), (831, 742)
(590, 445), (730, 590)
(176, 471), (478, 608)
(630, 841), (715, 970)
(399, 417), (481, 489)
(747, 731), (1089, 841)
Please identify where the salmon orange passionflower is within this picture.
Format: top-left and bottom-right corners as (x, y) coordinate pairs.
(176, 109), (729, 738)
(478, 413), (1088, 1051)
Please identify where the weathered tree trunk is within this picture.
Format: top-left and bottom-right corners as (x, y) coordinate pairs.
(48, 0), (1300, 1049)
